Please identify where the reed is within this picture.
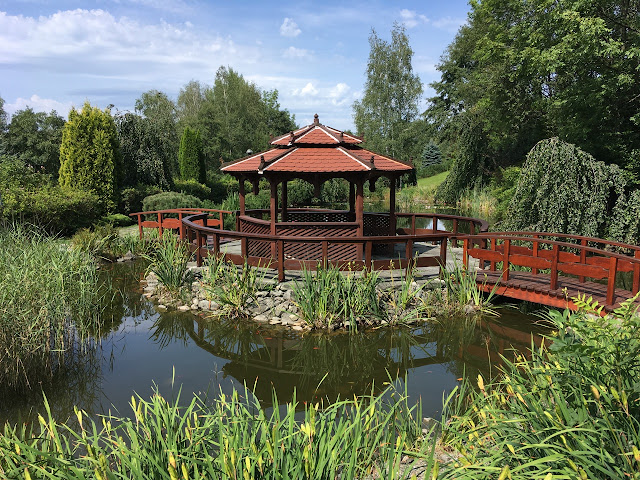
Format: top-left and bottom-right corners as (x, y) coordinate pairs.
(201, 256), (272, 318)
(292, 263), (382, 329)
(143, 231), (193, 295)
(441, 255), (499, 316)
(439, 295), (640, 479)
(0, 224), (100, 393)
(0, 383), (437, 480)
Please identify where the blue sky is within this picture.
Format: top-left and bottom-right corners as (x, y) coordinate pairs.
(1, 0), (471, 130)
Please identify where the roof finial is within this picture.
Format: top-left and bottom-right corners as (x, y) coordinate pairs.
(370, 155), (376, 170)
(313, 113), (319, 126)
(259, 155), (265, 171)
(339, 131), (344, 142)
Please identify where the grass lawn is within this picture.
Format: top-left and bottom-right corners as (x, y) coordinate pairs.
(416, 170), (449, 189)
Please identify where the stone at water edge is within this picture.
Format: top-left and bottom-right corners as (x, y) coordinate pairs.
(177, 305), (191, 312)
(254, 314), (268, 323)
(157, 304), (167, 311)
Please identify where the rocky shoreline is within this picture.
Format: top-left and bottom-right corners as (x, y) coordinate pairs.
(141, 263), (448, 332)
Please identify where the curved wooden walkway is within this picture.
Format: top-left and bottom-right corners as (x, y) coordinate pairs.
(462, 232), (640, 312)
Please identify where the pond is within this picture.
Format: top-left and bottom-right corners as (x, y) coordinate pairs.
(0, 261), (548, 426)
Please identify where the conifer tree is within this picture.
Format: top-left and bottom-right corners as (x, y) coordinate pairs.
(178, 127), (205, 183)
(59, 102), (121, 213)
(421, 142), (442, 169)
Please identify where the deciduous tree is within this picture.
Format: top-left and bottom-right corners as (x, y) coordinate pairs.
(178, 127), (205, 183)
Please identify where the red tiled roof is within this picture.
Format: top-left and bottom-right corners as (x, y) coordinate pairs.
(221, 114), (412, 174)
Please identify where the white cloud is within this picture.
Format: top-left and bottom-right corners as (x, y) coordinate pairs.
(431, 16), (467, 33)
(0, 10), (252, 72)
(279, 17), (301, 37)
(293, 82), (318, 97)
(283, 46), (311, 59)
(6, 95), (74, 118)
(399, 9), (428, 29)
(328, 82), (351, 106)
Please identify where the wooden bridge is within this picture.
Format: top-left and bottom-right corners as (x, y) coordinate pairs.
(462, 232), (640, 312)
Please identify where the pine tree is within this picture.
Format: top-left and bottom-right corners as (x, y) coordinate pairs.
(421, 142), (442, 169)
(59, 102), (121, 213)
(178, 127), (205, 183)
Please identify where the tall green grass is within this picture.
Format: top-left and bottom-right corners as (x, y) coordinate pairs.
(0, 383), (437, 480)
(143, 231), (192, 295)
(201, 256), (272, 317)
(0, 225), (100, 393)
(292, 264), (382, 329)
(439, 294), (640, 479)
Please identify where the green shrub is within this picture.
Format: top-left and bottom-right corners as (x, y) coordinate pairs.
(118, 184), (163, 214)
(0, 225), (100, 394)
(441, 295), (640, 479)
(100, 213), (134, 227)
(173, 178), (211, 200)
(142, 191), (203, 213)
(178, 126), (205, 183)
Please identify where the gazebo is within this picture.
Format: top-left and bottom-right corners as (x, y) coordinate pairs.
(220, 114), (414, 261)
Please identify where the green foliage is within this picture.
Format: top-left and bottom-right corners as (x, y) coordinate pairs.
(0, 225), (100, 394)
(489, 166), (521, 221)
(100, 213), (134, 227)
(143, 231), (192, 295)
(173, 178), (211, 200)
(71, 225), (120, 261)
(609, 189), (640, 246)
(441, 296), (640, 479)
(436, 115), (491, 204)
(142, 191), (203, 213)
(428, 0), (640, 177)
(3, 107), (65, 177)
(178, 126), (205, 183)
(421, 142), (442, 169)
(503, 138), (625, 237)
(0, 158), (101, 234)
(201, 256), (272, 318)
(58, 102), (121, 214)
(0, 96), (7, 136)
(292, 264), (383, 329)
(353, 24), (423, 161)
(135, 90), (179, 177)
(0, 383), (431, 480)
(118, 184), (163, 215)
(442, 255), (499, 316)
(115, 111), (172, 189)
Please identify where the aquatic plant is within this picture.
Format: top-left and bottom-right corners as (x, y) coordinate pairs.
(0, 224), (101, 393)
(0, 383), (437, 480)
(143, 231), (192, 295)
(292, 263), (382, 329)
(440, 295), (640, 479)
(201, 255), (272, 318)
(442, 254), (499, 316)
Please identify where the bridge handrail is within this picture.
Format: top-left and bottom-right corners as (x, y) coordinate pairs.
(461, 232), (640, 305)
(472, 231), (640, 253)
(129, 208), (232, 239)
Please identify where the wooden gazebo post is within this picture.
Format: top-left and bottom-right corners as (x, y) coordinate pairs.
(281, 180), (288, 222)
(238, 176), (246, 216)
(348, 182), (356, 214)
(355, 180), (364, 237)
(389, 177), (397, 235)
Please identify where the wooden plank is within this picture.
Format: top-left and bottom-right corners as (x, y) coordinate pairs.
(140, 221), (159, 228)
(557, 262), (608, 280)
(509, 254), (551, 270)
(162, 218), (181, 229)
(468, 248), (503, 263)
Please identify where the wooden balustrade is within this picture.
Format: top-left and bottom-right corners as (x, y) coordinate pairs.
(462, 232), (640, 310)
(130, 208), (231, 239)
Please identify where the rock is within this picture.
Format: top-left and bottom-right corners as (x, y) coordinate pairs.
(177, 305), (190, 312)
(256, 290), (269, 298)
(157, 304), (167, 311)
(283, 290), (292, 301)
(269, 318), (281, 325)
(272, 289), (283, 297)
(292, 325), (304, 331)
(254, 314), (269, 323)
(421, 417), (441, 439)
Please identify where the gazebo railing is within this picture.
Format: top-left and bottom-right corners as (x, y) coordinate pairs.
(129, 208), (232, 239)
(183, 213), (452, 281)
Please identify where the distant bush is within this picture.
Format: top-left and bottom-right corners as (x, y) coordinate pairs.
(142, 191), (203, 213)
(100, 213), (135, 227)
(417, 162), (448, 178)
(173, 178), (211, 200)
(118, 184), (163, 215)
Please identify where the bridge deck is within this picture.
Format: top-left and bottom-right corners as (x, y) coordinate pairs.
(478, 267), (640, 312)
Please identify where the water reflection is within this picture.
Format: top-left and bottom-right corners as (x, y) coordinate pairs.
(0, 261), (547, 425)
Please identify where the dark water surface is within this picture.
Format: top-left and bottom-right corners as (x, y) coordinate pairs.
(0, 261), (548, 425)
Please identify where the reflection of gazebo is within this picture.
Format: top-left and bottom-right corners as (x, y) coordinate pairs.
(220, 114), (413, 260)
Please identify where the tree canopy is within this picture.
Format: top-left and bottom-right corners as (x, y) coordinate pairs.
(3, 108), (65, 177)
(59, 102), (121, 213)
(429, 0), (640, 199)
(353, 24), (423, 161)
